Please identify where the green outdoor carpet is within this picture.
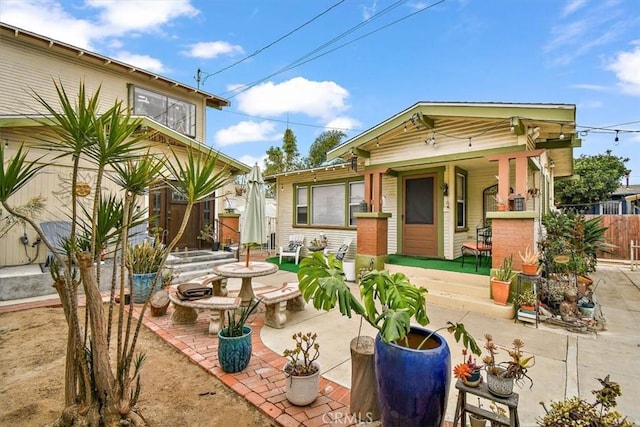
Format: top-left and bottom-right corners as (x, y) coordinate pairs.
(267, 255), (490, 276)
(266, 257), (299, 274)
(386, 254), (491, 276)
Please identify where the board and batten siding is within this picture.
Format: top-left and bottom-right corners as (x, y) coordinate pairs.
(0, 32), (207, 142)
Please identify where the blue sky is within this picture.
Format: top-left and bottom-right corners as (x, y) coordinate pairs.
(1, 0), (639, 183)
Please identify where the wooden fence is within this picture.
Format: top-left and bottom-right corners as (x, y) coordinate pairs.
(585, 215), (640, 260)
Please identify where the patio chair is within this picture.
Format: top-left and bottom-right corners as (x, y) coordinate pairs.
(324, 238), (352, 261)
(461, 224), (492, 271)
(279, 234), (305, 265)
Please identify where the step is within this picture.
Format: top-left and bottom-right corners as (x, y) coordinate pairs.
(166, 250), (235, 265)
(385, 264), (514, 320)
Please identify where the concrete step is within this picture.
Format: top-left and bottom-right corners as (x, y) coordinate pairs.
(166, 250), (235, 265)
(385, 264), (514, 320)
(164, 250), (238, 284)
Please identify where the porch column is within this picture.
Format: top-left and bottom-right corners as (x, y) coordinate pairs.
(362, 168), (390, 212)
(218, 213), (240, 246)
(354, 212), (392, 272)
(486, 150), (543, 208)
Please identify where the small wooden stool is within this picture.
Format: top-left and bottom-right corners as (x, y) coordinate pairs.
(452, 379), (519, 427)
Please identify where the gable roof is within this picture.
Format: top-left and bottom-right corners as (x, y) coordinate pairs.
(328, 101), (577, 160)
(0, 22), (230, 110)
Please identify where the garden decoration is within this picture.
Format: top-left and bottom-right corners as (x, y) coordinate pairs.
(297, 251), (480, 427)
(282, 332), (321, 406)
(482, 334), (534, 398)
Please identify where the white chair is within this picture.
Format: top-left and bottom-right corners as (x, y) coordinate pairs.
(279, 234), (305, 264)
(324, 238), (352, 261)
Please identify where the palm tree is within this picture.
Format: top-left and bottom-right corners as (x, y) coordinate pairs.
(0, 81), (233, 425)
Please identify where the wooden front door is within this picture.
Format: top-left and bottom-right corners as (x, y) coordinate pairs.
(402, 174), (437, 257)
(150, 183), (213, 249)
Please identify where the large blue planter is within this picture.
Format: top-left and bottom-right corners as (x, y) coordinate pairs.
(218, 326), (252, 373)
(374, 326), (451, 427)
(131, 272), (157, 304)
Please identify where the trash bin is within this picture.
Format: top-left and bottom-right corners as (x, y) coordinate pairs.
(343, 260), (356, 282)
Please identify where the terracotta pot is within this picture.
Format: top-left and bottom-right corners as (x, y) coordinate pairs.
(497, 204), (507, 212)
(521, 263), (538, 276)
(491, 279), (510, 305)
(520, 304), (535, 312)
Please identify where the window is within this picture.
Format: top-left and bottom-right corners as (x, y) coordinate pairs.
(296, 186), (308, 225)
(455, 170), (467, 229)
(349, 181), (364, 226)
(295, 180), (363, 227)
(131, 86), (196, 137)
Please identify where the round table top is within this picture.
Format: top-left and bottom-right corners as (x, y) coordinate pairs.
(213, 261), (278, 278)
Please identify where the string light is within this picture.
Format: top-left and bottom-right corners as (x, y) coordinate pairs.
(376, 137), (380, 148)
(403, 124), (407, 132)
(614, 130), (619, 143)
(468, 137), (472, 148)
(559, 124), (565, 140)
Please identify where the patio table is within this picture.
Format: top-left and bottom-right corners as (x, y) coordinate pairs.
(213, 261), (278, 305)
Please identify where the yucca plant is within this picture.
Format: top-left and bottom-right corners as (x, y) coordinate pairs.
(126, 239), (166, 274)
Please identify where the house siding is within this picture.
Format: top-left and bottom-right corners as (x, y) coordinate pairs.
(0, 31), (207, 142)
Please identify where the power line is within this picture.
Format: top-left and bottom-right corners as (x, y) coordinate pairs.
(223, 0), (447, 98)
(194, 0), (346, 88)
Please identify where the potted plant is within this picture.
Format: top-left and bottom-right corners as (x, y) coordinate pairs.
(539, 375), (633, 426)
(515, 289), (537, 312)
(453, 349), (482, 387)
(482, 334), (534, 398)
(518, 246), (540, 276)
(282, 332), (321, 406)
(198, 223), (220, 251)
(297, 252), (480, 426)
(217, 298), (261, 373)
(126, 239), (167, 303)
(491, 255), (516, 305)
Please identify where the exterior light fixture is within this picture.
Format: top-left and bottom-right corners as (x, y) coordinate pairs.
(559, 124), (565, 140)
(350, 156), (358, 171)
(514, 193), (525, 211)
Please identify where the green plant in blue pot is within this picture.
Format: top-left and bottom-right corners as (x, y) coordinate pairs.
(126, 239), (166, 303)
(217, 298), (261, 373)
(297, 252), (481, 426)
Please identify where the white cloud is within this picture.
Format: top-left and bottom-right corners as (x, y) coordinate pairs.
(214, 121), (279, 146)
(86, 0), (199, 36)
(0, 0), (95, 49)
(238, 154), (267, 168)
(182, 41), (244, 59)
(362, 1), (377, 20)
(234, 77), (350, 120)
(570, 84), (608, 91)
(606, 42), (640, 96)
(324, 117), (361, 133)
(113, 51), (166, 73)
(562, 0), (587, 16)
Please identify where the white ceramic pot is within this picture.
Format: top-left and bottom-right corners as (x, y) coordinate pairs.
(487, 368), (514, 397)
(284, 362), (320, 406)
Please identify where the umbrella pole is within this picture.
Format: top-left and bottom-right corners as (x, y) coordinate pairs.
(245, 245), (250, 267)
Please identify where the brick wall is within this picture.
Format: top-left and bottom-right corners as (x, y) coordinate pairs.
(491, 218), (535, 270)
(357, 216), (388, 256)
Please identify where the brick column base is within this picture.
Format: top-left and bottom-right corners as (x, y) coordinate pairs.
(354, 212), (392, 272)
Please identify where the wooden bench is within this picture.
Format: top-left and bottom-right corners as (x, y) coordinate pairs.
(259, 282), (305, 329)
(168, 293), (240, 334)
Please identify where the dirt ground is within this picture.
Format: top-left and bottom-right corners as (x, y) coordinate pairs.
(0, 306), (275, 427)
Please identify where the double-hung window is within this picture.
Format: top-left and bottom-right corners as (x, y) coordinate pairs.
(455, 169), (467, 230)
(295, 180), (363, 228)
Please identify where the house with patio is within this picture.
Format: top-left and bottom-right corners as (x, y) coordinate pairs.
(0, 22), (249, 269)
(270, 101), (578, 282)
